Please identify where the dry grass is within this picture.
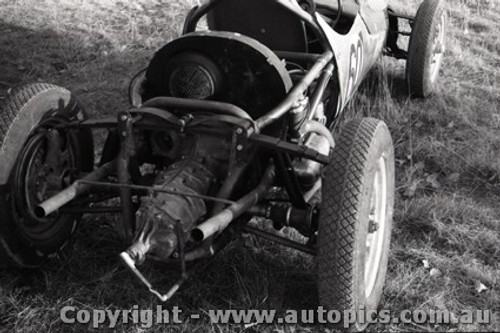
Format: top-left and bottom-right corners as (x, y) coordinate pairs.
(0, 0), (499, 332)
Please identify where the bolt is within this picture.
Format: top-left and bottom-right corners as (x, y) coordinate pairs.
(120, 114), (129, 121)
(236, 128), (243, 135)
(236, 144), (243, 151)
(368, 220), (378, 233)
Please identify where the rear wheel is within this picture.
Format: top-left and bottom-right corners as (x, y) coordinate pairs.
(0, 83), (93, 268)
(406, 0), (446, 97)
(317, 118), (394, 332)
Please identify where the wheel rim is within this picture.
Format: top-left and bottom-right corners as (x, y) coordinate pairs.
(429, 13), (446, 84)
(364, 155), (387, 298)
(14, 127), (77, 244)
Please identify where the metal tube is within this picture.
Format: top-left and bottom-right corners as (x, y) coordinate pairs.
(120, 251), (154, 290)
(59, 206), (122, 214)
(184, 229), (234, 261)
(34, 161), (116, 218)
(303, 179), (321, 203)
(121, 249), (190, 302)
(246, 204), (318, 236)
(246, 205), (268, 216)
(117, 112), (135, 241)
(274, 0), (329, 47)
(333, 0), (343, 28)
(184, 243), (215, 261)
(302, 120), (335, 148)
(191, 165), (275, 242)
(175, 220), (187, 278)
(275, 0), (320, 31)
(141, 96), (253, 121)
(210, 150), (256, 215)
(182, 0), (221, 33)
(307, 63), (334, 121)
(255, 51), (333, 129)
(242, 225), (315, 255)
(274, 51), (323, 63)
(76, 180), (235, 205)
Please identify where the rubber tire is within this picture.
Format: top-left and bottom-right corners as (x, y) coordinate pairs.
(0, 83), (93, 268)
(406, 0), (446, 97)
(317, 118), (394, 332)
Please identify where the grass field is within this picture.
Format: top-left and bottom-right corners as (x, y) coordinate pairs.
(0, 0), (499, 332)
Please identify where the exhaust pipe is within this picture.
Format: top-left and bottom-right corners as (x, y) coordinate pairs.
(191, 165), (275, 242)
(35, 161), (116, 218)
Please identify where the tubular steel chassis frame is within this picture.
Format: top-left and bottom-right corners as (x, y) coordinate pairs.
(34, 0), (412, 300)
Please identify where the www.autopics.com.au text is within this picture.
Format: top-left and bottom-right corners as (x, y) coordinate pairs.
(60, 305), (493, 328)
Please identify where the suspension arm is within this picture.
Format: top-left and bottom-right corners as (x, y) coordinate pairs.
(254, 51), (333, 129)
(191, 165), (275, 242)
(34, 160), (116, 218)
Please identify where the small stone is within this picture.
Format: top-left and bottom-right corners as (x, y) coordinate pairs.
(430, 268), (442, 278)
(475, 281), (488, 293)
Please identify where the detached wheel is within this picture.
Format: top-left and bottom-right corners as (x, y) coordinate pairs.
(406, 0), (446, 97)
(0, 83), (93, 268)
(317, 118), (394, 332)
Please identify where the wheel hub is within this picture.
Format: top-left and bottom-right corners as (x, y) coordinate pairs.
(364, 155), (387, 298)
(14, 126), (77, 236)
(430, 13), (446, 84)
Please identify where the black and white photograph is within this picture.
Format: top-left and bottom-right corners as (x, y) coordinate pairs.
(0, 0), (498, 331)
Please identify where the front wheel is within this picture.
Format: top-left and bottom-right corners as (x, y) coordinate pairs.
(406, 0), (447, 97)
(317, 118), (395, 332)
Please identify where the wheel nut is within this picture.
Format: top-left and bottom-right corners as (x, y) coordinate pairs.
(368, 220), (378, 233)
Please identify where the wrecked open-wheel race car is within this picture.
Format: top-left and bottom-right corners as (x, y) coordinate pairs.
(0, 0), (446, 330)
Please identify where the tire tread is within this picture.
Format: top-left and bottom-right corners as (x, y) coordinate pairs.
(0, 83), (83, 268)
(406, 0), (444, 97)
(0, 83), (63, 144)
(318, 118), (379, 308)
(317, 117), (393, 333)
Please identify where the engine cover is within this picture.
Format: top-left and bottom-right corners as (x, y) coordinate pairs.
(144, 31), (292, 119)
